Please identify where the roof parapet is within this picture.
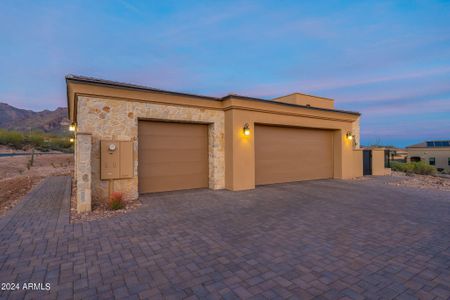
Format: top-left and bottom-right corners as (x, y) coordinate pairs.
(274, 93), (334, 110)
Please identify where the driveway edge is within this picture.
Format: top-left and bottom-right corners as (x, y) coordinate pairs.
(0, 177), (47, 233)
(56, 176), (72, 229)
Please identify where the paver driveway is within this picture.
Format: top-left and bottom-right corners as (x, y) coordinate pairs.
(0, 176), (449, 299)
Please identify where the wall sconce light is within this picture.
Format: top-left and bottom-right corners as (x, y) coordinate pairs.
(346, 132), (353, 140)
(69, 123), (76, 132)
(243, 123), (250, 136)
(69, 138), (74, 143)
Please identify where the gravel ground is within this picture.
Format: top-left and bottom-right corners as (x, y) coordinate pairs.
(69, 185), (142, 223)
(388, 171), (450, 192)
(0, 154), (73, 216)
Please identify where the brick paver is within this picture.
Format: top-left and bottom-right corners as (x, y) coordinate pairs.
(0, 176), (449, 299)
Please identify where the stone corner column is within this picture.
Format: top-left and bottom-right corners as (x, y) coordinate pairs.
(76, 132), (92, 213)
(352, 117), (361, 149)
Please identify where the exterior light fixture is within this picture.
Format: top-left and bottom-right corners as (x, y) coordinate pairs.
(346, 132), (353, 140)
(70, 138), (74, 143)
(243, 123), (250, 136)
(69, 123), (76, 132)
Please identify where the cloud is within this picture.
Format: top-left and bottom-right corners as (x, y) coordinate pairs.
(360, 118), (450, 147)
(231, 66), (450, 100)
(150, 3), (255, 43)
(361, 98), (450, 116)
(117, 0), (141, 15)
(306, 67), (450, 91)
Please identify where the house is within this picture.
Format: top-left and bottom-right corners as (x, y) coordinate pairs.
(406, 140), (450, 172)
(66, 75), (385, 212)
(388, 147), (408, 162)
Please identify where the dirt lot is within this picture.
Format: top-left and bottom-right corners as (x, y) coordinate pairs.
(0, 154), (73, 215)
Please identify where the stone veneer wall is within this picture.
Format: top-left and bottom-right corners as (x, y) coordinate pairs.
(75, 133), (92, 212)
(76, 96), (225, 207)
(352, 117), (361, 149)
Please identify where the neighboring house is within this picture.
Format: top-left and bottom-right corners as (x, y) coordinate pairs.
(389, 148), (408, 162)
(66, 75), (384, 212)
(406, 140), (450, 172)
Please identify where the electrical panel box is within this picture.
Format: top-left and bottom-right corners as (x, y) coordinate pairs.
(100, 140), (134, 180)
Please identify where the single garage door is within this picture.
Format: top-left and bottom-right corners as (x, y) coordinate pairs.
(138, 121), (208, 193)
(255, 125), (333, 185)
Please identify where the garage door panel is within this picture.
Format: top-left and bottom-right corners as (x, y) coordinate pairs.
(141, 174), (208, 193)
(140, 126), (206, 137)
(139, 161), (208, 177)
(256, 170), (327, 185)
(139, 149), (207, 163)
(139, 136), (207, 150)
(138, 121), (208, 193)
(255, 125), (333, 185)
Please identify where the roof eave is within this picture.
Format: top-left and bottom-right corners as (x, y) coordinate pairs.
(222, 94), (361, 116)
(65, 74), (361, 119)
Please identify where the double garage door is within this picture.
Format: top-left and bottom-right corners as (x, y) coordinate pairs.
(138, 121), (333, 193)
(255, 125), (333, 185)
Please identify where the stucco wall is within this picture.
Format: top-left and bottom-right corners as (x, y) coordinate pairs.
(76, 96), (225, 205)
(407, 148), (450, 172)
(274, 93), (334, 109)
(352, 150), (363, 178)
(371, 149), (387, 176)
(225, 108), (359, 190)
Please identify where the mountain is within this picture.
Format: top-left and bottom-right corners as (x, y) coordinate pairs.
(0, 102), (70, 134)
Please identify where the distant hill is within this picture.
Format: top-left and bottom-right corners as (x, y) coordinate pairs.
(0, 102), (69, 135)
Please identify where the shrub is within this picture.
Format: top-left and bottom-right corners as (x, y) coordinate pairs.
(391, 161), (413, 173)
(108, 192), (124, 210)
(26, 133), (44, 147)
(413, 161), (436, 175)
(390, 161), (436, 175)
(0, 129), (24, 149)
(0, 129), (73, 152)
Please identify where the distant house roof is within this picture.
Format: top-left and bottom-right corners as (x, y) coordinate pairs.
(406, 140), (450, 148)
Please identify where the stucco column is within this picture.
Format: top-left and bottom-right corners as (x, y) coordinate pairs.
(371, 148), (388, 175)
(225, 110), (255, 191)
(334, 129), (356, 179)
(76, 133), (92, 212)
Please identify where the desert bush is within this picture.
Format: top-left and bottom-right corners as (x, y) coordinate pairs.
(413, 161), (436, 175)
(108, 192), (124, 210)
(46, 137), (72, 152)
(391, 161), (412, 173)
(391, 161), (436, 175)
(0, 129), (24, 149)
(26, 133), (44, 147)
(0, 129), (73, 152)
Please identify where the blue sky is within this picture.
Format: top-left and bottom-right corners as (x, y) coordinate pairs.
(1, 1), (449, 147)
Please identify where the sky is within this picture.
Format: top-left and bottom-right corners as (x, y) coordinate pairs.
(0, 1), (449, 147)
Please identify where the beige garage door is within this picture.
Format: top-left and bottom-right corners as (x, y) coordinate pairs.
(255, 125), (333, 185)
(138, 121), (208, 193)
